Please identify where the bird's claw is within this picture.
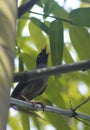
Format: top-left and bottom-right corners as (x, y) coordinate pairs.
(21, 95), (46, 111)
(31, 101), (46, 111)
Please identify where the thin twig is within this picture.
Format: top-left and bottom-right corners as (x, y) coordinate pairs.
(22, 11), (74, 25)
(75, 117), (90, 126)
(14, 59), (90, 82)
(74, 96), (90, 110)
(69, 97), (90, 126)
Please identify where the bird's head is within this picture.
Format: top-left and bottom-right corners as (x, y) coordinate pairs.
(36, 47), (49, 66)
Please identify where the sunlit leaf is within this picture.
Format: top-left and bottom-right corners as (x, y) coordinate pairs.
(45, 112), (70, 130)
(63, 45), (74, 63)
(17, 13), (29, 36)
(31, 17), (49, 34)
(69, 26), (90, 59)
(21, 52), (36, 70)
(28, 21), (48, 50)
(20, 113), (30, 130)
(9, 115), (22, 130)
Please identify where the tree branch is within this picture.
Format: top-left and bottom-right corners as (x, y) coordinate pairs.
(14, 59), (90, 82)
(10, 98), (90, 121)
(18, 0), (40, 18)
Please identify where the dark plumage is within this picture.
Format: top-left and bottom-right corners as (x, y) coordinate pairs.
(11, 47), (49, 101)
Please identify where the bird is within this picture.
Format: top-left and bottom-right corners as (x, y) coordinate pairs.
(11, 47), (49, 102)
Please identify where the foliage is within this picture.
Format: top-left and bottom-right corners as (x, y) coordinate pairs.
(9, 0), (90, 130)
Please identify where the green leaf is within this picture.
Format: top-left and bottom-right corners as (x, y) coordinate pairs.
(81, 0), (90, 3)
(43, 0), (56, 18)
(17, 13), (29, 36)
(45, 112), (70, 130)
(42, 0), (69, 20)
(63, 45), (74, 63)
(69, 7), (90, 27)
(69, 26), (90, 59)
(20, 113), (30, 130)
(9, 115), (22, 130)
(49, 20), (64, 65)
(19, 44), (37, 70)
(37, 1), (43, 7)
(31, 17), (49, 34)
(28, 21), (47, 51)
(46, 77), (66, 107)
(22, 52), (36, 70)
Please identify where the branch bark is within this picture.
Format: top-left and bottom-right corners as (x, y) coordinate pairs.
(11, 98), (90, 122)
(18, 0), (40, 18)
(14, 59), (90, 82)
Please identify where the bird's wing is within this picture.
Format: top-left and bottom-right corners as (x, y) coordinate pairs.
(11, 82), (26, 99)
(11, 77), (48, 100)
(21, 77), (48, 100)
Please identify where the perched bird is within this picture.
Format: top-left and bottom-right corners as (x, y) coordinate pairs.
(11, 47), (49, 102)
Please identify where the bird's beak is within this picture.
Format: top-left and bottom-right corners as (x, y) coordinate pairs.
(45, 45), (50, 55)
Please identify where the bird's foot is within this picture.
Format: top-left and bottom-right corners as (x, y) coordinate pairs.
(21, 95), (46, 111)
(32, 101), (46, 111)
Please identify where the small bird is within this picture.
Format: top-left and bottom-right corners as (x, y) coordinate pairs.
(11, 47), (49, 102)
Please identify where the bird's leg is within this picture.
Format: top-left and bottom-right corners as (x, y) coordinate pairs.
(21, 95), (36, 107)
(21, 95), (30, 102)
(21, 95), (45, 111)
